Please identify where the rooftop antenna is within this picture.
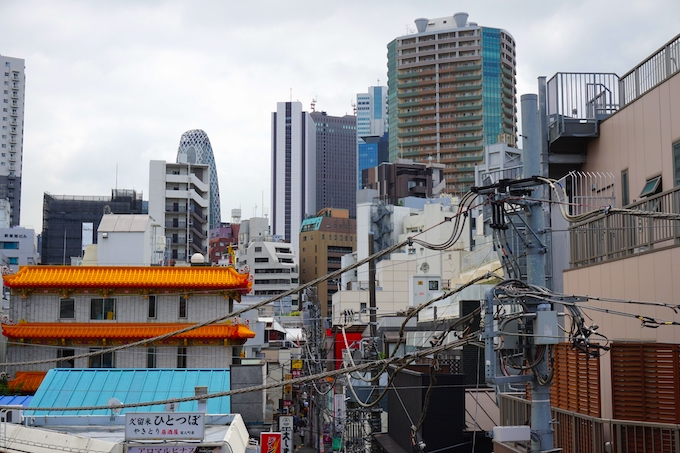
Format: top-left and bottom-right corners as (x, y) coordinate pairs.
(351, 100), (357, 116)
(290, 88), (292, 102)
(311, 97), (317, 112)
(115, 163), (118, 191)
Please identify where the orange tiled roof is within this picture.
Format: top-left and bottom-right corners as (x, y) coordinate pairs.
(2, 322), (256, 340)
(8, 371), (47, 392)
(3, 266), (251, 292)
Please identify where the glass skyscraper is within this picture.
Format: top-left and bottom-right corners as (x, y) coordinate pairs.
(387, 13), (517, 194)
(176, 129), (221, 230)
(356, 86), (389, 188)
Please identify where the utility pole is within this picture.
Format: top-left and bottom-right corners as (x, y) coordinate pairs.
(477, 94), (563, 453)
(522, 93), (553, 452)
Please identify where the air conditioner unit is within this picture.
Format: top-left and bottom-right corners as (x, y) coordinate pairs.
(0, 406), (23, 423)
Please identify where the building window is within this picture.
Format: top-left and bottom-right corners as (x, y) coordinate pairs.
(59, 298), (75, 319)
(147, 347), (157, 368)
(179, 296), (188, 318)
(57, 349), (75, 368)
(254, 257), (269, 263)
(621, 169), (629, 206)
(148, 295), (157, 318)
(91, 298), (116, 320)
(639, 174), (662, 198)
(89, 348), (115, 368)
(177, 346), (187, 368)
(674, 142), (680, 187)
(8, 257), (17, 265)
(254, 246), (262, 252)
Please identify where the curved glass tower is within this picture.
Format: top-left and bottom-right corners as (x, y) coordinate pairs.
(176, 129), (221, 230)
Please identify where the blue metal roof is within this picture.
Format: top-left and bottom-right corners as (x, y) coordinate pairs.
(0, 395), (32, 407)
(26, 369), (231, 416)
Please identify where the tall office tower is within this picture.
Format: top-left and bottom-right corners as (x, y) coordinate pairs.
(148, 160), (210, 262)
(1, 55), (25, 226)
(387, 13), (517, 193)
(311, 111), (357, 217)
(357, 86), (389, 188)
(176, 129), (221, 230)
(271, 101), (316, 254)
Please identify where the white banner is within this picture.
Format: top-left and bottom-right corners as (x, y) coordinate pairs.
(125, 412), (205, 440)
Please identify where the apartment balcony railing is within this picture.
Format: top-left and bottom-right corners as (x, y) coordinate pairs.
(569, 185), (680, 267)
(498, 393), (680, 453)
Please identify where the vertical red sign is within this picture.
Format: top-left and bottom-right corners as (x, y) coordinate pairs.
(261, 432), (282, 453)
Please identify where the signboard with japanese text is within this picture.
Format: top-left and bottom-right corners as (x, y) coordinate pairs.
(260, 432), (281, 453)
(127, 446), (221, 453)
(125, 412), (205, 440)
(291, 360), (303, 369)
(279, 416), (294, 453)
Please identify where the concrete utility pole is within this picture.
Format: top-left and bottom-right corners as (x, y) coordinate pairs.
(521, 93), (553, 452)
(478, 94), (558, 453)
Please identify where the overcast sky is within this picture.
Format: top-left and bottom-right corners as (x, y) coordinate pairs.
(2, 0), (679, 231)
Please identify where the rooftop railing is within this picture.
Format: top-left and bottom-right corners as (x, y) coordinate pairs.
(620, 33), (680, 107)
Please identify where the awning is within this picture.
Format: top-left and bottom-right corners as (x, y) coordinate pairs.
(3, 322), (256, 340)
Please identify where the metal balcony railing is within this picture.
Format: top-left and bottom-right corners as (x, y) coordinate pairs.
(498, 393), (680, 453)
(569, 186), (680, 267)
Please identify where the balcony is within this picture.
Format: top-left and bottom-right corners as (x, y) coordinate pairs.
(547, 72), (619, 155)
(569, 185), (680, 267)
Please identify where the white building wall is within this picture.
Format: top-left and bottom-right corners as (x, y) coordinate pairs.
(0, 226), (38, 271)
(148, 160), (210, 261)
(10, 293), (237, 324)
(271, 102), (316, 253)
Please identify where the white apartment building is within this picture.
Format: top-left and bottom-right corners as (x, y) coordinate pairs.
(148, 160), (210, 262)
(0, 226), (38, 271)
(0, 55), (24, 226)
(236, 217), (299, 312)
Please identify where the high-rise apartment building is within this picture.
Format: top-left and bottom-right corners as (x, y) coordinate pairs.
(357, 86), (389, 188)
(271, 101), (316, 253)
(387, 13), (517, 193)
(1, 55), (25, 226)
(311, 111), (357, 218)
(148, 160), (210, 262)
(176, 129), (221, 230)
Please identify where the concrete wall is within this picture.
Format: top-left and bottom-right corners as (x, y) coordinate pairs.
(230, 362), (266, 428)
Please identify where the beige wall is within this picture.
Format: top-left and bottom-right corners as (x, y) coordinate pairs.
(563, 71), (680, 420)
(583, 72), (680, 204)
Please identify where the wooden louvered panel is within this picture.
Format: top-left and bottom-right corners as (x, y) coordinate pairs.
(551, 343), (601, 417)
(611, 343), (680, 423)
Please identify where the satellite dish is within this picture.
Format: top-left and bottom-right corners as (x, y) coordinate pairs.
(420, 262), (430, 273)
(108, 397), (123, 415)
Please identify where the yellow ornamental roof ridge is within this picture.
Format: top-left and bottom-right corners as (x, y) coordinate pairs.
(3, 265), (252, 292)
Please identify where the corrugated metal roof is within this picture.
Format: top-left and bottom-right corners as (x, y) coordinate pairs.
(3, 266), (251, 292)
(27, 368), (231, 416)
(0, 395), (33, 406)
(3, 322), (255, 340)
